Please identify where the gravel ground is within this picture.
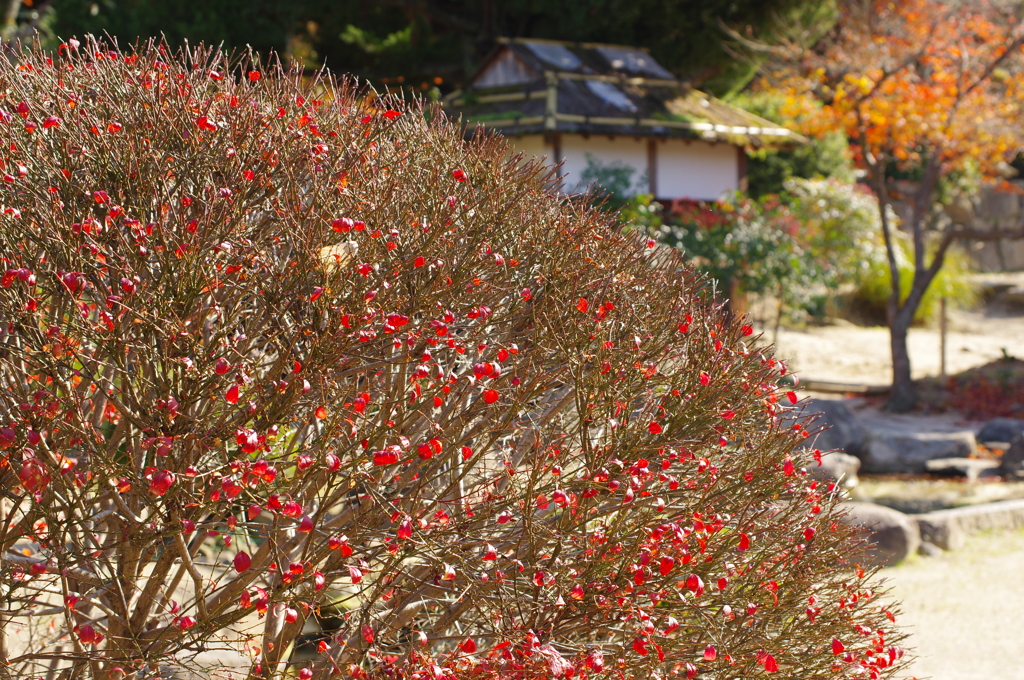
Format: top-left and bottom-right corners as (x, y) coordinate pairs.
(885, 528), (1024, 680)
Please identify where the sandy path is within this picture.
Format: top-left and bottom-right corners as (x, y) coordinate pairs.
(772, 309), (1024, 386)
(885, 528), (1024, 680)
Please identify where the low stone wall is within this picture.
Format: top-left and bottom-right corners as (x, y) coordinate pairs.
(891, 180), (1024, 272)
(914, 498), (1024, 551)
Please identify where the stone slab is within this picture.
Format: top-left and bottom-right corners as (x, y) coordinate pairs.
(914, 498), (1024, 551)
(860, 427), (977, 473)
(924, 457), (1000, 483)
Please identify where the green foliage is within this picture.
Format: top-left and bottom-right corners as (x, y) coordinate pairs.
(782, 178), (887, 286)
(579, 155), (662, 234)
(746, 132), (855, 198)
(731, 91), (855, 198)
(41, 0), (831, 94)
(339, 24), (413, 55)
(580, 153), (644, 208)
(43, 0), (298, 58)
(618, 193), (664, 233)
(853, 238), (979, 323)
(657, 197), (805, 300)
(659, 178), (899, 320)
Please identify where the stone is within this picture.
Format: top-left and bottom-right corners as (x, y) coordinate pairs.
(917, 540), (943, 558)
(924, 457), (1000, 483)
(1002, 286), (1024, 308)
(808, 451), (861, 488)
(977, 417), (1024, 445)
(980, 186), (1020, 218)
(859, 426), (977, 474)
(797, 398), (865, 456)
(841, 502), (920, 568)
(999, 435), (1024, 477)
(914, 498), (1024, 551)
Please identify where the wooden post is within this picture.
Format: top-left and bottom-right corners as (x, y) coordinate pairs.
(647, 139), (657, 198)
(940, 296), (948, 380)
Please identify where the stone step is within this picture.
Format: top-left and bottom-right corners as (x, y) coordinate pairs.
(924, 457), (1000, 483)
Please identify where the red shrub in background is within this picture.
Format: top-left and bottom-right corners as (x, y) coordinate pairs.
(0, 39), (905, 680)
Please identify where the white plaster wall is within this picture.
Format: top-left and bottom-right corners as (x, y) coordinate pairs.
(655, 139), (738, 201)
(558, 135), (648, 195)
(509, 134), (553, 164)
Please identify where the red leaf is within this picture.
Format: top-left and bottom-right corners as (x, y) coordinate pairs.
(632, 638), (648, 656)
(461, 637), (477, 653)
(349, 565), (363, 583)
(720, 410), (736, 419)
(786, 391), (798, 404)
(763, 654), (778, 673)
(741, 324), (753, 336)
(453, 169), (467, 181)
(704, 645), (717, 661)
(248, 71), (261, 81)
(832, 639), (845, 655)
(648, 422), (663, 434)
(233, 551), (252, 573)
(397, 518), (413, 540)
(373, 450), (399, 466)
(383, 110), (402, 120)
(737, 532), (750, 552)
(225, 385), (239, 404)
(576, 297), (589, 313)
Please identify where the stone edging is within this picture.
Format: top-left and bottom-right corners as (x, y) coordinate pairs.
(914, 498), (1024, 551)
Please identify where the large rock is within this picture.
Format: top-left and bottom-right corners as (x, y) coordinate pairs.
(841, 502), (921, 567)
(999, 435), (1024, 477)
(860, 426), (977, 474)
(977, 418), (1024, 446)
(809, 451), (861, 488)
(797, 398), (865, 456)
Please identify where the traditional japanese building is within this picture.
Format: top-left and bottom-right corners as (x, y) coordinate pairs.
(444, 38), (804, 202)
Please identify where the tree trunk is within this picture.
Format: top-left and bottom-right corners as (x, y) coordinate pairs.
(888, 313), (917, 411)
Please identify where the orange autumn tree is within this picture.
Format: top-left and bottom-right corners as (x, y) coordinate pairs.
(764, 0), (1024, 410)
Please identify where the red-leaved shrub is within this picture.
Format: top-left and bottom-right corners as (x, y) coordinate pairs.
(0, 40), (906, 680)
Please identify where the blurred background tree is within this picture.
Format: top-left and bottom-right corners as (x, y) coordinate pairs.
(15, 0), (834, 95)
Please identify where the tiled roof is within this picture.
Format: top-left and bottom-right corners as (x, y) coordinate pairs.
(444, 38), (805, 146)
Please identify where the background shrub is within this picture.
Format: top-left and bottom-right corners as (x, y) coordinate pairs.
(851, 238), (979, 324)
(0, 39), (907, 680)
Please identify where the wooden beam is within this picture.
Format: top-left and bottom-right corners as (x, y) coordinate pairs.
(737, 146), (748, 194)
(647, 138), (657, 197)
(544, 71), (558, 131)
